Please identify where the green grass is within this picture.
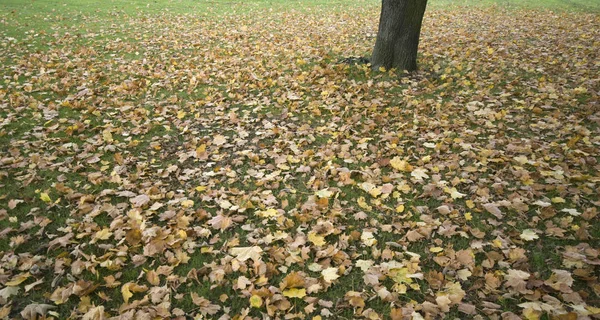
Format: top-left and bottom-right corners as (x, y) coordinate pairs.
(431, 0), (600, 11)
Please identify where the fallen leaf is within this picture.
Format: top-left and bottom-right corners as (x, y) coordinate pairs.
(519, 229), (539, 241)
(283, 288), (306, 298)
(322, 267), (340, 283)
(230, 246), (263, 262)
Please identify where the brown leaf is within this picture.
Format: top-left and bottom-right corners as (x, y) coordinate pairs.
(280, 271), (306, 290)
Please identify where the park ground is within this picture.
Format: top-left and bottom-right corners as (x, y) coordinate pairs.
(0, 0), (599, 319)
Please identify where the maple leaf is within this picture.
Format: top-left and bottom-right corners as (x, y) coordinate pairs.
(81, 306), (104, 320)
(456, 269), (472, 281)
(308, 231), (326, 246)
(505, 269), (531, 294)
(406, 230), (424, 242)
(390, 157), (413, 172)
(191, 293), (221, 315)
(446, 187), (466, 199)
(411, 168), (429, 181)
(544, 269), (574, 292)
(230, 246), (263, 262)
(102, 129), (113, 143)
(120, 282), (147, 304)
(345, 291), (365, 308)
(181, 199), (194, 208)
(361, 231), (377, 247)
(519, 229), (539, 241)
(208, 214), (232, 231)
(212, 134), (227, 146)
(0, 287), (19, 304)
(92, 228), (112, 243)
(360, 182), (381, 197)
(390, 268), (413, 285)
(257, 208), (279, 218)
(316, 188), (334, 198)
(219, 199), (233, 209)
(322, 267), (340, 283)
(356, 260), (374, 272)
(283, 288), (306, 298)
(130, 194), (150, 207)
(435, 281), (466, 312)
(280, 272), (306, 290)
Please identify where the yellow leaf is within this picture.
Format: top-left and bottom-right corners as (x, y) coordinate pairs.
(308, 232), (326, 246)
(40, 192), (52, 203)
(249, 295), (263, 308)
(466, 200), (475, 209)
(390, 268), (412, 285)
(121, 283), (133, 304)
(94, 228), (112, 241)
(395, 204), (405, 213)
(196, 144), (206, 155)
(181, 199), (194, 208)
(447, 187), (466, 199)
(429, 247), (444, 253)
(357, 196), (372, 211)
(283, 288), (306, 298)
(522, 308), (541, 320)
(177, 110), (186, 119)
(125, 228), (142, 245)
(195, 185), (207, 192)
(257, 208), (279, 218)
(368, 187), (382, 198)
(551, 197), (566, 203)
(361, 231), (377, 247)
(6, 272), (30, 286)
(514, 155), (528, 165)
(390, 157), (413, 172)
(102, 129), (113, 143)
(315, 188), (333, 198)
(280, 271), (306, 290)
(492, 239), (503, 248)
(586, 306), (600, 314)
(464, 212), (472, 221)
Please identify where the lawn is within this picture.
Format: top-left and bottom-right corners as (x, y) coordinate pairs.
(0, 0), (599, 319)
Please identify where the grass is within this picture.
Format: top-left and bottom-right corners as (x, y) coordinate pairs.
(1, 0), (599, 318)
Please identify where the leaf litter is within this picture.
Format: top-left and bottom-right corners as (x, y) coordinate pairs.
(0, 1), (599, 319)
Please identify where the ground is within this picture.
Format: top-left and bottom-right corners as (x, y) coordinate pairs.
(0, 0), (599, 319)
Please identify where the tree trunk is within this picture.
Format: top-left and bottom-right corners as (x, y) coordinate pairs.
(371, 0), (428, 72)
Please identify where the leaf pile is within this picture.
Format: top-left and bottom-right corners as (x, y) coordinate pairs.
(0, 2), (599, 319)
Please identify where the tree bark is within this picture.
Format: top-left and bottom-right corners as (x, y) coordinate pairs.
(371, 0), (428, 72)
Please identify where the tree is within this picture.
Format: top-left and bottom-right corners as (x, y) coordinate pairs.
(371, 0), (428, 72)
